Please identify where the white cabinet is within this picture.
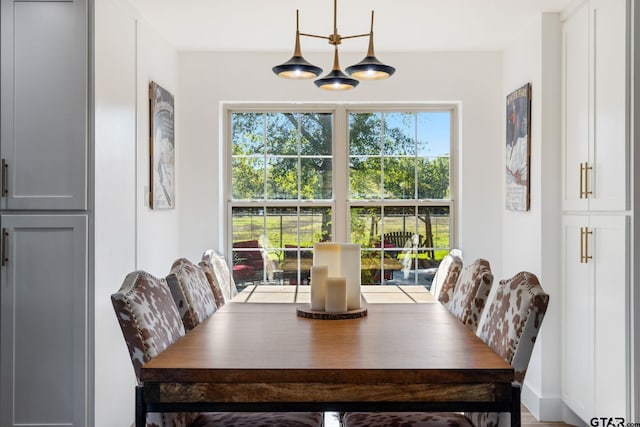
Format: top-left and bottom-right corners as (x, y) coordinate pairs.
(561, 0), (630, 422)
(561, 215), (628, 421)
(0, 0), (87, 210)
(0, 215), (87, 427)
(562, 0), (628, 212)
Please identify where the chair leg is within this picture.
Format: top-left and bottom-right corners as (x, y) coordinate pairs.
(136, 385), (145, 427)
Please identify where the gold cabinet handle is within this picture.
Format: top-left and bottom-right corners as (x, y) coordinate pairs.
(583, 226), (592, 263)
(1, 228), (7, 266)
(1, 159), (7, 197)
(583, 163), (592, 198)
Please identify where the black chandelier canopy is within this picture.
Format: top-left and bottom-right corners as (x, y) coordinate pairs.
(272, 0), (395, 91)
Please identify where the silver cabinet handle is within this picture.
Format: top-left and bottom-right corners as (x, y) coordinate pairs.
(1, 228), (8, 266)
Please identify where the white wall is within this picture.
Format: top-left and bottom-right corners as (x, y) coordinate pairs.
(94, 0), (137, 425)
(135, 18), (181, 275)
(502, 13), (563, 421)
(94, 0), (180, 425)
(177, 51), (505, 275)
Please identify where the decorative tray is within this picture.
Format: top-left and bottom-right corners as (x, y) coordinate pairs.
(296, 305), (368, 320)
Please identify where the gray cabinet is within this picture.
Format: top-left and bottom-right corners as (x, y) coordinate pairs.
(1, 0), (87, 210)
(0, 214), (87, 427)
(0, 0), (89, 426)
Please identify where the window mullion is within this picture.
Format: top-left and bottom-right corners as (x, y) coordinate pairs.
(333, 107), (348, 242)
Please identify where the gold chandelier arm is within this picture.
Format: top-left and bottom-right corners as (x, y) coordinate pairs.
(340, 33), (370, 41)
(299, 32), (331, 40)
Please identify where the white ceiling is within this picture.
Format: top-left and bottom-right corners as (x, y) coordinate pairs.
(126, 0), (575, 53)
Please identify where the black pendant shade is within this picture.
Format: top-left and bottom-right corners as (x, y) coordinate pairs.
(273, 55), (323, 80)
(315, 47), (359, 90)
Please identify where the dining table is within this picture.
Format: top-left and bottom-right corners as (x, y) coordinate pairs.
(137, 286), (520, 426)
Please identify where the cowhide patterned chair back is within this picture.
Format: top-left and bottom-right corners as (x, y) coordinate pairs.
(447, 258), (493, 331)
(464, 271), (549, 427)
(166, 258), (218, 331)
(201, 249), (239, 303)
(430, 249), (463, 305)
(111, 270), (198, 427)
(342, 271), (549, 427)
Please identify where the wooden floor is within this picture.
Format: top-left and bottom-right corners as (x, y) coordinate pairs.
(324, 406), (575, 426)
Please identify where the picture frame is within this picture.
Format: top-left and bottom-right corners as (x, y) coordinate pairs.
(505, 83), (531, 211)
(149, 81), (175, 209)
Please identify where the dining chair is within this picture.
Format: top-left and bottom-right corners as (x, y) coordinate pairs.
(465, 271), (549, 427)
(166, 258), (218, 331)
(202, 249), (239, 303)
(447, 258), (493, 331)
(341, 271), (549, 427)
(112, 270), (324, 427)
(111, 270), (200, 427)
(429, 249), (463, 304)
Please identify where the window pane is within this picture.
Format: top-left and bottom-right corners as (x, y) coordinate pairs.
(350, 157), (381, 199)
(232, 158), (264, 200)
(300, 207), (332, 244)
(383, 157), (416, 199)
(300, 158), (332, 199)
(232, 113), (264, 156)
(267, 157), (297, 199)
(231, 207), (265, 289)
(417, 157), (450, 199)
(267, 112), (297, 155)
(349, 112), (382, 156)
(418, 205), (451, 263)
(301, 113), (332, 155)
(350, 206), (382, 247)
(417, 112), (451, 158)
(383, 112), (416, 156)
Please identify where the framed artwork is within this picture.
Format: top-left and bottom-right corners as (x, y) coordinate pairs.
(149, 81), (175, 209)
(505, 83), (531, 211)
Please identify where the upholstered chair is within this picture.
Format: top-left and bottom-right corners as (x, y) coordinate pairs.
(111, 270), (199, 427)
(447, 258), (493, 331)
(166, 258), (218, 331)
(341, 271), (549, 427)
(464, 271), (550, 427)
(430, 249), (463, 304)
(202, 249), (239, 303)
(112, 270), (324, 427)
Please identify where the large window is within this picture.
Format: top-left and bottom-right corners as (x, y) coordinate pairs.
(226, 105), (456, 291)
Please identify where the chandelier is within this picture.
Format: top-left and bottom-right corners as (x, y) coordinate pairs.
(272, 0), (395, 91)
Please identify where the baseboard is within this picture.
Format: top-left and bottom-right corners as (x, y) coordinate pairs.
(521, 383), (585, 425)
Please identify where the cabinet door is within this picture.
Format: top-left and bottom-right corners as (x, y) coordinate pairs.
(562, 2), (589, 212)
(0, 0), (87, 210)
(562, 214), (593, 420)
(589, 0), (628, 211)
(0, 214), (87, 427)
(591, 215), (628, 416)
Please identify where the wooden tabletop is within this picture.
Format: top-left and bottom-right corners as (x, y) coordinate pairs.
(142, 303), (511, 385)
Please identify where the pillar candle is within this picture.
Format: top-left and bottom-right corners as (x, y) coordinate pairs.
(310, 265), (328, 311)
(313, 243), (342, 277)
(325, 277), (347, 313)
(340, 243), (361, 310)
